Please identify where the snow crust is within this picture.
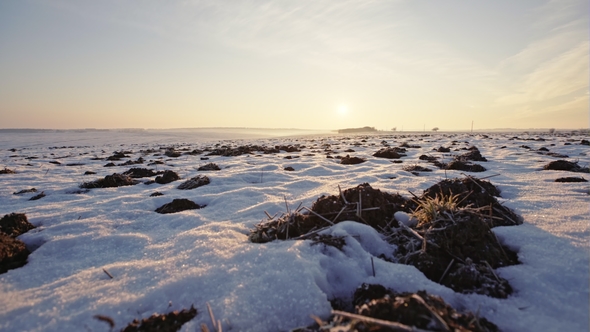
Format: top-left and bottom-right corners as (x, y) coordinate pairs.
(0, 130), (588, 331)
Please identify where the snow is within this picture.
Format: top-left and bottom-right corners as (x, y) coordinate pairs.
(0, 129), (588, 331)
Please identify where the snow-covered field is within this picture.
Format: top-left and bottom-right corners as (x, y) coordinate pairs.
(0, 129), (588, 332)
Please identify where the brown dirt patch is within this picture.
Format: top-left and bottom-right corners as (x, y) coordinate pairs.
(29, 192), (46, 201)
(249, 183), (412, 243)
(177, 175), (210, 190)
(0, 233), (30, 274)
(340, 155), (366, 165)
(0, 168), (16, 174)
(121, 306), (197, 332)
(155, 199), (205, 214)
(0, 213), (35, 237)
(13, 188), (37, 195)
(155, 170), (180, 184)
(543, 160), (589, 173)
(373, 148), (407, 159)
(123, 168), (161, 178)
(198, 163), (221, 171)
(81, 173), (138, 189)
(421, 177), (521, 227)
(555, 177), (588, 182)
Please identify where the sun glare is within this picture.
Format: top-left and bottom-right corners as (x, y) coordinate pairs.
(337, 104), (348, 116)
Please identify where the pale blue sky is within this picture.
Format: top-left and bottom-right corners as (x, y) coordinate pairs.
(1, 0), (588, 130)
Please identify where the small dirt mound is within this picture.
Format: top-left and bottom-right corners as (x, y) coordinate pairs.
(13, 188), (37, 195)
(421, 177), (521, 227)
(150, 192), (164, 197)
(29, 192), (45, 201)
(84, 171), (96, 175)
(164, 149), (182, 158)
(0, 168), (16, 174)
(106, 152), (129, 161)
(310, 284), (498, 332)
(81, 173), (138, 189)
(121, 306), (197, 332)
(352, 286), (498, 332)
(390, 196), (518, 298)
(198, 163), (221, 171)
(436, 146), (450, 152)
(155, 199), (204, 214)
(456, 146), (488, 162)
(402, 165), (432, 173)
(555, 177), (588, 182)
(123, 168), (161, 178)
(0, 233), (30, 274)
(0, 213), (35, 237)
(340, 155), (366, 165)
(118, 157), (144, 166)
(372, 148), (406, 159)
(418, 155), (438, 161)
(177, 175), (210, 190)
(249, 184), (412, 243)
(284, 166), (295, 171)
(155, 170), (180, 184)
(543, 160), (589, 173)
(441, 160), (487, 172)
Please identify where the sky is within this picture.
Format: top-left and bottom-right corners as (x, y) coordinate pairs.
(0, 0), (588, 131)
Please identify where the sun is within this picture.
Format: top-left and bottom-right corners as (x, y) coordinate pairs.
(337, 104), (348, 116)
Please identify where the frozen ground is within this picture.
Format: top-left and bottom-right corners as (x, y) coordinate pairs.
(0, 130), (588, 331)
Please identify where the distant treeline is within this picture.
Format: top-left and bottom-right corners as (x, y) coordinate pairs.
(337, 126), (377, 134)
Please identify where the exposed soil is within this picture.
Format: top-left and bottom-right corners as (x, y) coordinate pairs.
(0, 233), (30, 274)
(164, 149), (182, 158)
(80, 173), (138, 189)
(393, 208), (517, 298)
(402, 165), (432, 173)
(543, 160), (589, 173)
(249, 183), (412, 243)
(456, 146), (488, 162)
(421, 177), (522, 227)
(118, 157), (145, 166)
(436, 146), (451, 152)
(29, 192), (46, 201)
(340, 155), (366, 165)
(106, 152), (129, 161)
(0, 168), (16, 174)
(0, 213), (35, 237)
(555, 177), (588, 182)
(13, 188), (37, 195)
(84, 171), (97, 175)
(284, 166), (295, 171)
(123, 168), (161, 179)
(155, 170), (180, 184)
(120, 306), (197, 332)
(372, 148), (407, 159)
(149, 192), (164, 197)
(303, 285), (498, 332)
(177, 175), (210, 190)
(439, 160), (487, 172)
(155, 199), (205, 214)
(198, 163), (221, 171)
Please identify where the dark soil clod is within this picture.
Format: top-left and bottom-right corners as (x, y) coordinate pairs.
(340, 155), (366, 165)
(347, 286), (499, 332)
(177, 175), (210, 190)
(0, 233), (30, 274)
(249, 183), (411, 243)
(13, 188), (37, 195)
(84, 171), (97, 175)
(543, 160), (589, 173)
(155, 170), (180, 184)
(284, 166), (295, 171)
(373, 148), (407, 159)
(150, 192), (164, 197)
(123, 168), (161, 179)
(29, 192), (46, 201)
(81, 173), (138, 189)
(155, 199), (205, 214)
(121, 306), (197, 332)
(421, 177), (521, 227)
(0, 213), (35, 237)
(198, 163), (221, 171)
(555, 177), (588, 182)
(0, 168), (16, 174)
